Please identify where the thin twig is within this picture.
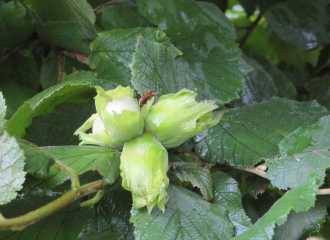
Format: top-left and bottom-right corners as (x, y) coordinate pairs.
(56, 51), (64, 84)
(239, 13), (262, 48)
(62, 50), (89, 65)
(0, 45), (24, 65)
(236, 166), (267, 178)
(93, 0), (117, 12)
(318, 188), (330, 195)
(0, 179), (110, 231)
(55, 159), (80, 190)
(80, 189), (106, 208)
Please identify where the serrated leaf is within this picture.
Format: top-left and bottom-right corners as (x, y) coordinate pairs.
(0, 2), (33, 48)
(33, 146), (120, 187)
(17, 138), (55, 178)
(194, 98), (329, 167)
(0, 131), (26, 205)
(137, 0), (235, 38)
(265, 0), (330, 50)
(79, 188), (134, 240)
(25, 102), (95, 146)
(131, 184), (234, 240)
(273, 196), (329, 240)
(137, 0), (251, 106)
(5, 80), (97, 138)
(89, 27), (176, 85)
(232, 55), (296, 107)
(212, 171), (252, 236)
(101, 4), (151, 31)
(0, 194), (94, 240)
(233, 174), (319, 240)
(305, 76), (330, 110)
(0, 92), (6, 132)
(171, 162), (213, 201)
(267, 115), (330, 189)
(131, 36), (194, 96)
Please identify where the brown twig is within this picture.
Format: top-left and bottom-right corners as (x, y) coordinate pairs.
(239, 13), (262, 48)
(56, 51), (64, 84)
(0, 45), (24, 65)
(62, 50), (89, 65)
(93, 0), (117, 12)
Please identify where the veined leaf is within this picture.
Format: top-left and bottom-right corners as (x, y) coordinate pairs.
(89, 27), (176, 85)
(171, 162), (213, 201)
(5, 80), (98, 138)
(267, 115), (330, 189)
(212, 171), (252, 236)
(131, 36), (194, 96)
(131, 184), (234, 240)
(194, 98), (329, 167)
(233, 174), (319, 240)
(273, 196), (329, 240)
(137, 0), (251, 106)
(34, 146), (120, 187)
(79, 188), (134, 240)
(0, 93), (26, 205)
(265, 0), (330, 50)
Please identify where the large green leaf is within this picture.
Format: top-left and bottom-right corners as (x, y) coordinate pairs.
(100, 4), (151, 31)
(26, 0), (96, 38)
(273, 196), (329, 240)
(233, 174), (319, 240)
(5, 80), (97, 138)
(131, 184), (234, 240)
(194, 98), (329, 167)
(265, 0), (330, 50)
(0, 2), (33, 48)
(33, 146), (121, 187)
(171, 162), (213, 201)
(33, 21), (92, 54)
(79, 188), (134, 240)
(212, 171), (252, 236)
(0, 93), (26, 205)
(232, 55), (296, 107)
(137, 0), (251, 105)
(305, 76), (330, 110)
(24, 102), (95, 146)
(267, 115), (330, 189)
(89, 27), (175, 85)
(0, 193), (94, 240)
(131, 36), (194, 96)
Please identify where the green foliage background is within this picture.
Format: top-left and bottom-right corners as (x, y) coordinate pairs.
(1, 0), (330, 239)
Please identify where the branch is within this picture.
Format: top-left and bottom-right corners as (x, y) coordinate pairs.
(62, 50), (89, 65)
(0, 45), (24, 64)
(0, 179), (110, 231)
(80, 189), (105, 208)
(56, 51), (64, 84)
(94, 0), (118, 12)
(236, 166), (267, 178)
(239, 13), (262, 48)
(318, 188), (330, 195)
